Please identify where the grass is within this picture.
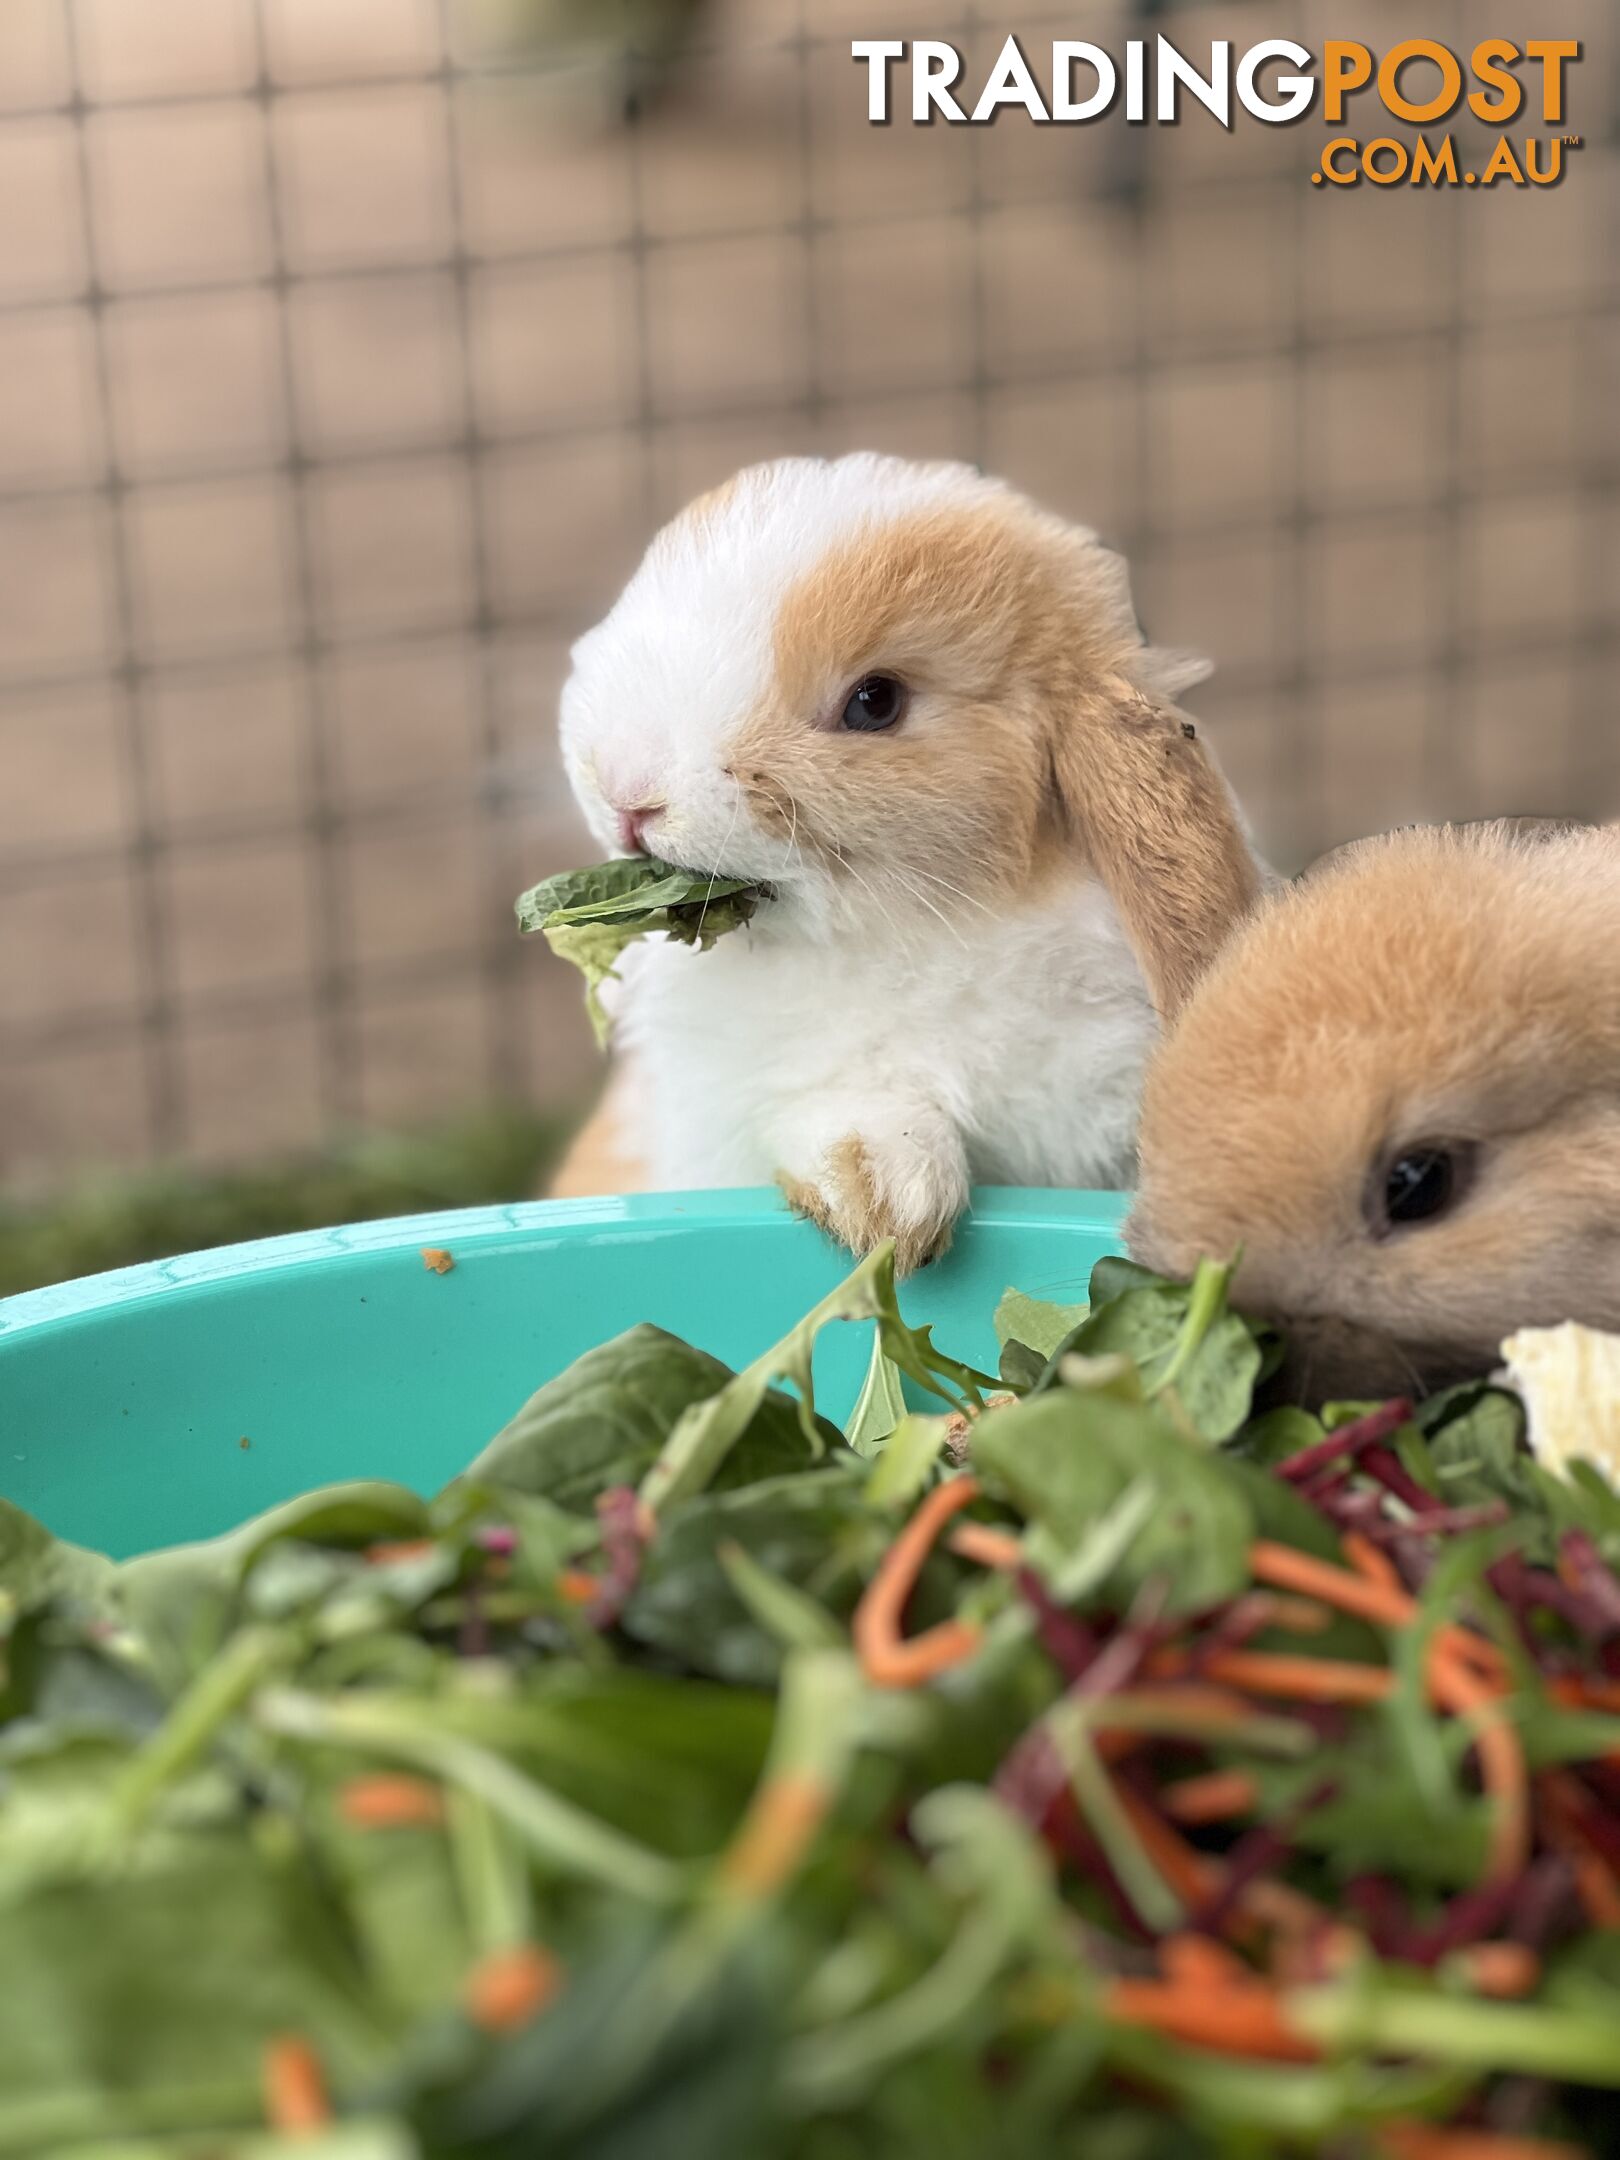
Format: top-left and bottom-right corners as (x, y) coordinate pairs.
(0, 1105), (574, 1300)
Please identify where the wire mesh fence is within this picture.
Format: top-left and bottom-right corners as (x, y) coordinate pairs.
(0, 0), (1615, 1183)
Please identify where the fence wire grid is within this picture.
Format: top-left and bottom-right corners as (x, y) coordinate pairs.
(0, 0), (1615, 1182)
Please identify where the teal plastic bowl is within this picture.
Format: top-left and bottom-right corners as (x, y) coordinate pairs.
(0, 1186), (1127, 1560)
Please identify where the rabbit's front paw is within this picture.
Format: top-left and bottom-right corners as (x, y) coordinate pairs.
(779, 1129), (967, 1275)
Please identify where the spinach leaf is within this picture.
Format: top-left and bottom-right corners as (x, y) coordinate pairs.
(626, 1468), (891, 1685)
(0, 1500), (117, 1620)
(465, 1324), (843, 1514)
(118, 1483), (432, 1695)
(992, 1288), (1088, 1364)
(845, 1335), (909, 1457)
(639, 1246), (992, 1518)
(971, 1391), (1254, 1616)
(0, 1840), (388, 2135)
(1421, 1385), (1535, 1512)
(1034, 1257), (1264, 1443)
(515, 857), (763, 1044)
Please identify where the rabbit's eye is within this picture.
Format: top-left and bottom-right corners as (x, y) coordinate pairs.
(1375, 1144), (1473, 1232)
(840, 674), (907, 733)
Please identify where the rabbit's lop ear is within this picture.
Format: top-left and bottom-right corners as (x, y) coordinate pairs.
(1051, 670), (1262, 1020)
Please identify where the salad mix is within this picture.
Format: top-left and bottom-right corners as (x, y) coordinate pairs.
(2, 1250), (1620, 2157)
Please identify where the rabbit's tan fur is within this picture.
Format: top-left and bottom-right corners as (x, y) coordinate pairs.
(1128, 820), (1620, 1397)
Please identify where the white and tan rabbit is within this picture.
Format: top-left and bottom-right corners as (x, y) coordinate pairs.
(1128, 817), (1620, 1396)
(550, 452), (1263, 1266)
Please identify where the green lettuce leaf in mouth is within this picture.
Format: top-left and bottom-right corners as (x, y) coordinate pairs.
(515, 856), (767, 1044)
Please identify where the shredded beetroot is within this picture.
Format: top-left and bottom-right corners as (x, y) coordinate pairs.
(1554, 1775), (1620, 1872)
(1400, 1876), (1519, 1966)
(1299, 1465), (1354, 1509)
(1358, 1445), (1439, 1514)
(583, 1485), (655, 1630)
(1490, 1552), (1607, 1643)
(988, 1371), (1620, 2019)
(1040, 1789), (1157, 1943)
(1343, 1874), (1411, 1954)
(1275, 1399), (1413, 1484)
(1557, 1531), (1620, 1636)
(457, 1576), (489, 1659)
(995, 1582), (1164, 1849)
(1189, 1781), (1337, 1936)
(1202, 1592), (1288, 1654)
(1506, 1854), (1581, 1951)
(1364, 1501), (1511, 1542)
(1015, 1567), (1098, 1679)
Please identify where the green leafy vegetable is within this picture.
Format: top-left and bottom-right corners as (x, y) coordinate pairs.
(467, 1324), (842, 1512)
(991, 1286), (1088, 1390)
(971, 1389), (1254, 1615)
(515, 857), (764, 1043)
(5, 1243), (1620, 2157)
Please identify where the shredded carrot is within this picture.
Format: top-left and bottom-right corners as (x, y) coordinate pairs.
(1234, 1876), (1338, 1975)
(1248, 1539), (1415, 1628)
(463, 1943), (563, 2033)
(1567, 1844), (1620, 1929)
(1256, 1592), (1334, 1634)
(1452, 1939), (1541, 1999)
(1122, 1668), (1274, 1726)
(1089, 1678), (1276, 1769)
(946, 1521), (1024, 1572)
(1549, 1673), (1620, 1716)
(1103, 1977), (1317, 2062)
(1110, 1776), (1221, 1909)
(1202, 1649), (1395, 1705)
(1379, 2126), (1587, 2160)
(1342, 1529), (1403, 1592)
(1237, 1877), (1331, 1935)
(421, 1246), (455, 1274)
(1162, 1768), (1259, 1825)
(718, 1771), (829, 1897)
(1539, 1770), (1620, 1927)
(1160, 1932), (1252, 1988)
(853, 1477), (984, 1689)
(1437, 1625), (1511, 1687)
(556, 1567), (599, 1605)
(336, 1773), (445, 1830)
(262, 2035), (331, 2133)
(1428, 1636), (1529, 1885)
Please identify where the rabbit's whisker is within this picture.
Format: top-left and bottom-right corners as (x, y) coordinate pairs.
(887, 865), (970, 952)
(755, 782), (806, 870)
(694, 794), (743, 936)
(903, 863), (995, 920)
(826, 844), (909, 942)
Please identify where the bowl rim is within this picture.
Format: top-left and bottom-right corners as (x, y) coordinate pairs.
(0, 1185), (1129, 1344)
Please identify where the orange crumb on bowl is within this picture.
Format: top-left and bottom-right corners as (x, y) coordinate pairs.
(421, 1247), (455, 1274)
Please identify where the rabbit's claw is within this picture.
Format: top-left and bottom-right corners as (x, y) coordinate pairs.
(779, 1129), (966, 1276)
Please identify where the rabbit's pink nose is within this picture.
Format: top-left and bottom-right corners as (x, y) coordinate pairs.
(616, 804), (663, 855)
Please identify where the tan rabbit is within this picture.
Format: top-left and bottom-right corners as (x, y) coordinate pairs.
(1128, 819), (1620, 1398)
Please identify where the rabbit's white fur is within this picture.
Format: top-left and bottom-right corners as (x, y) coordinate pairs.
(556, 453), (1261, 1264)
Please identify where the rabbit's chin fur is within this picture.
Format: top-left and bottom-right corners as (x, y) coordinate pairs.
(554, 452), (1263, 1265)
(1128, 819), (1620, 1395)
